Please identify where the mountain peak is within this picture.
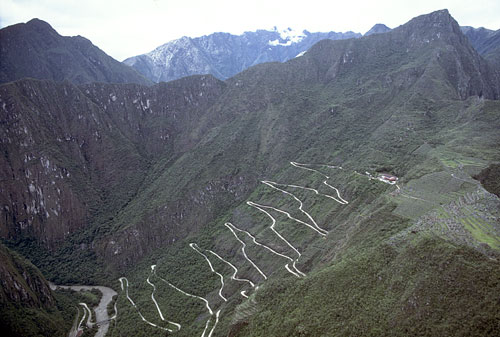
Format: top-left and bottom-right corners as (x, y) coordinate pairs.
(0, 18), (151, 85)
(24, 18), (57, 34)
(405, 9), (457, 30)
(392, 8), (466, 47)
(364, 24), (391, 36)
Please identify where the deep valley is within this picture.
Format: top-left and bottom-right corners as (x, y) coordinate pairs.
(1, 9), (499, 337)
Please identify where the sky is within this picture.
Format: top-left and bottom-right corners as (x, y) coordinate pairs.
(1, 0), (499, 61)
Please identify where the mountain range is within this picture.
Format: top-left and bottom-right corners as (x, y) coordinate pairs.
(461, 26), (500, 65)
(123, 27), (361, 83)
(1, 9), (500, 337)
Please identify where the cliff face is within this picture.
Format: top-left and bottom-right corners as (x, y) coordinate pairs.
(0, 75), (225, 246)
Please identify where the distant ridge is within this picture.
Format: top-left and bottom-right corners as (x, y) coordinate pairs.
(461, 26), (500, 66)
(364, 23), (391, 36)
(0, 19), (151, 85)
(123, 28), (361, 83)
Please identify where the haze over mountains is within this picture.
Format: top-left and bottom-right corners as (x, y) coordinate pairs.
(123, 28), (361, 83)
(461, 26), (500, 65)
(1, 9), (500, 337)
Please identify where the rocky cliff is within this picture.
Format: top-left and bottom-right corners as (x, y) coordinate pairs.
(1, 10), (500, 337)
(0, 75), (225, 247)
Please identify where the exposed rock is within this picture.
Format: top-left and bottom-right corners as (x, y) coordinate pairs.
(123, 28), (360, 83)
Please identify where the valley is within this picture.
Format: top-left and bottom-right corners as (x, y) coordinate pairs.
(1, 8), (499, 337)
(49, 284), (117, 337)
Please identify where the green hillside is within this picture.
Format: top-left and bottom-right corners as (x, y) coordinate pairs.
(1, 9), (499, 337)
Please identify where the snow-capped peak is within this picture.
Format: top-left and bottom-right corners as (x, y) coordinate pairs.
(268, 26), (306, 46)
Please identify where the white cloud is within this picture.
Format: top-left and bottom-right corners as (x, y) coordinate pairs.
(1, 0), (499, 61)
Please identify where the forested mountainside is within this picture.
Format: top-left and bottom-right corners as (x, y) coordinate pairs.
(0, 242), (92, 336)
(0, 19), (151, 85)
(1, 9), (499, 337)
(123, 28), (360, 83)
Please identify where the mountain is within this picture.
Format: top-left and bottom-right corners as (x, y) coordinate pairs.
(1, 9), (500, 337)
(123, 28), (360, 83)
(462, 26), (500, 65)
(0, 19), (151, 85)
(0, 242), (76, 336)
(364, 23), (391, 36)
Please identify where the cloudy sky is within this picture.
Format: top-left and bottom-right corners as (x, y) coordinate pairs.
(1, 0), (499, 61)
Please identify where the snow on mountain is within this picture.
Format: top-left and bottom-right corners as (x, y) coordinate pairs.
(123, 28), (361, 83)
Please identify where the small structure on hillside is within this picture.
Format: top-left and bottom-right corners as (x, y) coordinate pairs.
(378, 173), (398, 184)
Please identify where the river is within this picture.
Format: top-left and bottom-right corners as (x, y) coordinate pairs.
(50, 283), (117, 337)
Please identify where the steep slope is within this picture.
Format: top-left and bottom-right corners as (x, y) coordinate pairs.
(105, 10), (500, 336)
(123, 28), (360, 83)
(0, 242), (75, 336)
(1, 9), (500, 337)
(0, 19), (151, 85)
(462, 26), (500, 66)
(0, 74), (224, 249)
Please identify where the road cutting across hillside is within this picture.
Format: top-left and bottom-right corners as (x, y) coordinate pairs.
(119, 277), (180, 332)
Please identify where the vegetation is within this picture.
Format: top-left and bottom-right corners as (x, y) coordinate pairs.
(1, 9), (500, 337)
(238, 237), (500, 337)
(0, 243), (100, 336)
(474, 163), (500, 197)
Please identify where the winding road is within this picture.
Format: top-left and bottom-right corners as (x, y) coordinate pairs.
(290, 161), (349, 204)
(50, 283), (117, 337)
(225, 221), (305, 278)
(151, 266), (220, 337)
(206, 249), (255, 287)
(115, 160), (354, 336)
(147, 265), (182, 330)
(119, 277), (179, 333)
(224, 222), (268, 280)
(190, 243), (228, 302)
(247, 201), (306, 277)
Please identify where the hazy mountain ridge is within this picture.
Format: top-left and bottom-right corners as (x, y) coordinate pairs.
(0, 9), (499, 337)
(123, 28), (361, 83)
(123, 18), (500, 86)
(364, 23), (392, 36)
(461, 26), (500, 66)
(0, 19), (151, 85)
